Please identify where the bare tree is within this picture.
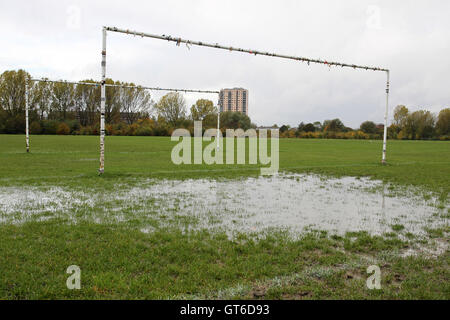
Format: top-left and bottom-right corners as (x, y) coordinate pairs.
(0, 69), (29, 117)
(74, 81), (100, 126)
(30, 79), (52, 120)
(51, 81), (75, 121)
(118, 85), (153, 124)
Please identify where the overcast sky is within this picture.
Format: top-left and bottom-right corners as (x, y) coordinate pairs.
(1, 0), (449, 127)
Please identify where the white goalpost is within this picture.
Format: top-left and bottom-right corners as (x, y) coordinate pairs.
(24, 78), (220, 154)
(100, 26), (390, 174)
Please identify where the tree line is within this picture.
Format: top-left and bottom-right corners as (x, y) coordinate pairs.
(0, 69), (448, 140)
(388, 105), (449, 140)
(276, 106), (449, 141)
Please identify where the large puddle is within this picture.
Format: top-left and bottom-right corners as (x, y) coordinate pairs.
(0, 174), (447, 238)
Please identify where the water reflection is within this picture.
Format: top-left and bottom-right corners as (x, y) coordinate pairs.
(135, 174), (446, 237)
(0, 174), (447, 238)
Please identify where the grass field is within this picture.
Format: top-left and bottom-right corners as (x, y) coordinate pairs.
(0, 134), (448, 299)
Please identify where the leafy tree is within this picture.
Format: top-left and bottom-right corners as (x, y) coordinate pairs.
(202, 112), (218, 129)
(393, 105), (409, 128)
(404, 110), (435, 139)
(323, 118), (345, 132)
(220, 111), (252, 130)
(313, 121), (321, 130)
(41, 120), (60, 134)
(66, 120), (80, 133)
(297, 122), (305, 132)
(56, 122), (71, 135)
(303, 123), (316, 132)
(280, 125), (290, 133)
(30, 121), (42, 134)
(190, 99), (216, 120)
(154, 92), (186, 126)
(343, 127), (354, 133)
(0, 109), (8, 133)
(360, 121), (377, 134)
(436, 108), (450, 136)
(388, 123), (400, 139)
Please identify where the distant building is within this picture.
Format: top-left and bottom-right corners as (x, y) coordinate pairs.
(219, 88), (249, 115)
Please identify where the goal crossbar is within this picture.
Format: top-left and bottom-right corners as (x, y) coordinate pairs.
(29, 78), (219, 94)
(105, 27), (388, 72)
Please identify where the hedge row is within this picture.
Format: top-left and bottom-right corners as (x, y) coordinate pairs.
(6, 118), (450, 141)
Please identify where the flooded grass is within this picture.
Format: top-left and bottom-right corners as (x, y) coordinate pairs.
(0, 174), (446, 240)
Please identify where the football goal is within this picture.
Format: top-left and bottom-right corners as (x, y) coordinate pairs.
(99, 26), (390, 174)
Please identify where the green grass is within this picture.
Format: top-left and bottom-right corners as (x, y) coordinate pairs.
(0, 135), (448, 299)
(0, 222), (447, 299)
(1, 135), (449, 192)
